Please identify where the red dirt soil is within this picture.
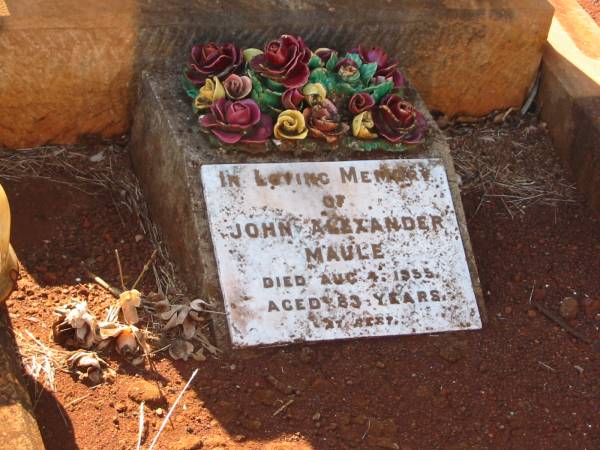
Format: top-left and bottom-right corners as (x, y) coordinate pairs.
(2, 128), (600, 449)
(578, 0), (600, 25)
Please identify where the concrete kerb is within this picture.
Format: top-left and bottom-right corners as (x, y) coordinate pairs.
(129, 71), (488, 351)
(539, 0), (600, 216)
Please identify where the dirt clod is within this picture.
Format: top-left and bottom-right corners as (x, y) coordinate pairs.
(127, 380), (163, 404)
(174, 436), (204, 450)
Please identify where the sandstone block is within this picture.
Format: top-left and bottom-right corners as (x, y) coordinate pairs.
(1, 0), (553, 147)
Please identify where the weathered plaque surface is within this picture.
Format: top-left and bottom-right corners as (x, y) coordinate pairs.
(202, 159), (482, 347)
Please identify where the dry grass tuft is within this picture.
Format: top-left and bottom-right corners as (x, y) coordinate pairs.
(447, 115), (576, 217)
(1, 143), (217, 357)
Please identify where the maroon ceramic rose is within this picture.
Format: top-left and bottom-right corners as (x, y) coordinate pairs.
(348, 93), (375, 114)
(250, 35), (311, 88)
(223, 74), (252, 100)
(281, 88), (305, 110)
(315, 48), (335, 63)
(302, 99), (349, 144)
(372, 95), (427, 144)
(186, 42), (243, 86)
(355, 45), (406, 89)
(200, 98), (273, 144)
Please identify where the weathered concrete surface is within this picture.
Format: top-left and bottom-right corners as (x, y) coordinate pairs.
(129, 71), (487, 348)
(0, 305), (45, 450)
(539, 0), (600, 215)
(1, 0), (553, 148)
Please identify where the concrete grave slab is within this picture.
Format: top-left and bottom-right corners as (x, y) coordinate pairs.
(129, 71), (487, 349)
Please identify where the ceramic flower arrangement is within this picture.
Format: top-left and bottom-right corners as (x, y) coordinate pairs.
(182, 35), (427, 152)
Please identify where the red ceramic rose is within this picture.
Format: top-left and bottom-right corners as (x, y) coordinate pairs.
(200, 98), (273, 144)
(355, 45), (406, 89)
(281, 88), (305, 110)
(372, 95), (427, 144)
(250, 35), (311, 89)
(186, 42), (243, 86)
(303, 99), (349, 144)
(348, 93), (375, 114)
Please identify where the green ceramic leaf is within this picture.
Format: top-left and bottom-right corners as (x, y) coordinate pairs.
(335, 82), (356, 96)
(243, 48), (263, 63)
(359, 62), (378, 84)
(309, 68), (334, 91)
(181, 70), (199, 99)
(264, 77), (285, 92)
(345, 137), (407, 153)
(308, 53), (323, 70)
(325, 52), (339, 72)
(247, 70), (263, 93)
(343, 53), (363, 68)
(363, 80), (394, 102)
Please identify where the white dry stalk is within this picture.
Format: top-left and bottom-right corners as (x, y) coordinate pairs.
(136, 401), (145, 450)
(16, 330), (66, 392)
(148, 368), (199, 450)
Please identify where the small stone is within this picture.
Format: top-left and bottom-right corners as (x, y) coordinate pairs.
(134, 234), (144, 242)
(375, 361), (386, 369)
(127, 380), (163, 404)
(233, 435), (246, 442)
(432, 395), (449, 409)
(416, 385), (432, 398)
(312, 412), (321, 421)
(435, 114), (449, 129)
(559, 297), (579, 320)
(527, 309), (537, 318)
(504, 306), (512, 315)
(115, 402), (127, 413)
(368, 436), (400, 449)
(582, 298), (600, 319)
(174, 436), (203, 450)
(240, 417), (262, 431)
(155, 408), (164, 417)
(438, 339), (467, 363)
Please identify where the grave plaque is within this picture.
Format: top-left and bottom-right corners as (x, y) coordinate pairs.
(201, 159), (482, 347)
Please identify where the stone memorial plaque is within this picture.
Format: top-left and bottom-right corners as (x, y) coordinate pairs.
(201, 159), (482, 347)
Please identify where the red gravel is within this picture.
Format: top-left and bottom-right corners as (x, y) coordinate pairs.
(578, 0), (600, 25)
(3, 132), (600, 449)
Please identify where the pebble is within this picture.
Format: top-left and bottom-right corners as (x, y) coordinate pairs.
(375, 361), (386, 369)
(115, 402), (127, 413)
(527, 309), (537, 318)
(438, 340), (467, 363)
(559, 297), (579, 320)
(240, 417), (262, 431)
(127, 380), (163, 404)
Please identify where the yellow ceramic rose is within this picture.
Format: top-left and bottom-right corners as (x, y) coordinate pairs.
(352, 111), (378, 139)
(194, 77), (225, 112)
(274, 110), (308, 140)
(302, 83), (327, 106)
